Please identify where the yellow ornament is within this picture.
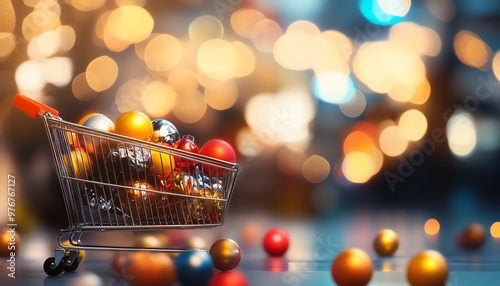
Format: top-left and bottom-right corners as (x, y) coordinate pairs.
(150, 145), (174, 178)
(114, 111), (153, 140)
(62, 148), (93, 179)
(407, 250), (448, 286)
(373, 228), (399, 257)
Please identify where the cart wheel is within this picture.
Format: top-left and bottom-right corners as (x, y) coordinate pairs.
(63, 256), (79, 272)
(43, 257), (65, 276)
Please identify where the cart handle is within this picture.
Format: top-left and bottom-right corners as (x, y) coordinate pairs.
(12, 94), (60, 119)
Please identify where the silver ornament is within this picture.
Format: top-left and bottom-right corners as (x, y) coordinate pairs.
(151, 119), (180, 145)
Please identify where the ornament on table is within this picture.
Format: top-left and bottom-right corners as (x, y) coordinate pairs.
(175, 251), (214, 286)
(173, 135), (200, 171)
(331, 248), (373, 286)
(406, 250), (448, 286)
(209, 238), (241, 271)
(151, 119), (180, 145)
(106, 145), (152, 182)
(199, 139), (237, 177)
(456, 223), (486, 250)
(208, 271), (249, 286)
(263, 228), (289, 257)
(117, 177), (166, 222)
(114, 110), (153, 141)
(372, 228), (399, 257)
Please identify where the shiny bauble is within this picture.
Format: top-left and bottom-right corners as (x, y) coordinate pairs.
(78, 113), (115, 132)
(121, 251), (177, 286)
(0, 227), (20, 257)
(457, 223), (486, 250)
(80, 184), (114, 211)
(150, 143), (175, 179)
(114, 110), (153, 140)
(331, 248), (373, 286)
(118, 178), (165, 221)
(151, 119), (180, 145)
(78, 113), (115, 154)
(373, 228), (399, 257)
(106, 146), (152, 181)
(175, 251), (214, 286)
(263, 228), (289, 257)
(173, 135), (200, 170)
(189, 189), (223, 224)
(209, 238), (241, 271)
(62, 148), (93, 179)
(208, 270), (249, 286)
(200, 139), (237, 177)
(406, 250), (448, 286)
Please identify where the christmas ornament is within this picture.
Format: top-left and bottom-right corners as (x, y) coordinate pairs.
(331, 248), (373, 286)
(175, 251), (214, 286)
(406, 250), (448, 286)
(118, 178), (165, 222)
(150, 144), (175, 180)
(79, 113), (115, 132)
(263, 228), (289, 257)
(119, 251), (177, 286)
(209, 238), (241, 271)
(114, 110), (153, 140)
(80, 184), (115, 211)
(62, 148), (93, 179)
(173, 135), (199, 170)
(78, 113), (115, 154)
(208, 271), (249, 286)
(106, 145), (151, 181)
(151, 119), (180, 145)
(373, 228), (399, 257)
(200, 139), (236, 177)
(457, 223), (486, 250)
(188, 188), (223, 224)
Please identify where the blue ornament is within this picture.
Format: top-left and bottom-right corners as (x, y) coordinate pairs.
(175, 250), (214, 286)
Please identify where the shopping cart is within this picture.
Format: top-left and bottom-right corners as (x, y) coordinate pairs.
(11, 94), (240, 276)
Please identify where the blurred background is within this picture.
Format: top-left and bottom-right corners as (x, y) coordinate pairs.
(1, 0), (500, 237)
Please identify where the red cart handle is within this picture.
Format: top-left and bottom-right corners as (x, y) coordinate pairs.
(12, 94), (60, 119)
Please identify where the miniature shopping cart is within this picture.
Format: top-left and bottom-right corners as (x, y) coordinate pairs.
(12, 94), (239, 276)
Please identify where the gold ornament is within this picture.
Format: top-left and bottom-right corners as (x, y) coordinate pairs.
(373, 228), (399, 257)
(406, 250), (448, 286)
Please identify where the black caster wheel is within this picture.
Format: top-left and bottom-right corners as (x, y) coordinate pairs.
(63, 256), (79, 272)
(43, 257), (64, 276)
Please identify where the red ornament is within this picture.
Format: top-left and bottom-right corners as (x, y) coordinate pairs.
(263, 228), (289, 257)
(173, 135), (199, 170)
(200, 139), (236, 177)
(208, 270), (249, 286)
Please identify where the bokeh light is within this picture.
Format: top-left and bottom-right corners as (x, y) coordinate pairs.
(172, 88), (206, 123)
(0, 33), (16, 59)
(168, 67), (199, 94)
(15, 60), (45, 91)
(312, 71), (355, 104)
(69, 0), (105, 11)
(409, 78), (431, 105)
(189, 15), (224, 42)
(339, 90), (367, 118)
(43, 57), (73, 87)
(397, 109), (427, 141)
(302, 155), (330, 183)
(142, 81), (177, 118)
(389, 22), (442, 57)
(342, 151), (376, 183)
(106, 5), (154, 44)
(493, 51), (500, 82)
(251, 19), (283, 53)
(359, 0), (406, 26)
(231, 41), (256, 78)
(454, 30), (492, 70)
(446, 110), (477, 157)
(231, 8), (266, 39)
(72, 72), (98, 102)
(424, 218), (440, 235)
(197, 39), (237, 80)
(379, 124), (408, 157)
(144, 34), (183, 72)
(0, 0), (15, 33)
(491, 222), (500, 238)
(203, 80), (238, 110)
(313, 30), (352, 75)
(86, 56), (119, 92)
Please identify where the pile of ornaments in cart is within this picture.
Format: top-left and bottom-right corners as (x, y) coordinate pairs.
(64, 110), (238, 226)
